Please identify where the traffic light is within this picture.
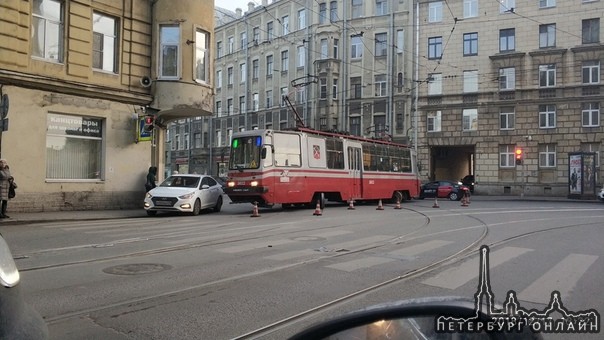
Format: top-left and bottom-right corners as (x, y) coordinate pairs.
(515, 148), (523, 165)
(142, 115), (155, 132)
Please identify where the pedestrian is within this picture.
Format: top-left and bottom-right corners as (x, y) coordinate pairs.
(0, 159), (14, 218)
(145, 166), (157, 192)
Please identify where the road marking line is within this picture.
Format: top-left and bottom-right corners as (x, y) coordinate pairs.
(326, 257), (396, 272)
(388, 240), (453, 257)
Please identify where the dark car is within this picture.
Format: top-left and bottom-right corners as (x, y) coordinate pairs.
(419, 180), (470, 201)
(0, 234), (48, 339)
(461, 174), (475, 193)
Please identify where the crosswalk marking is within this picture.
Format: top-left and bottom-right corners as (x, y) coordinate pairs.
(388, 240), (453, 257)
(326, 257), (396, 272)
(218, 230), (357, 254)
(421, 247), (533, 290)
(518, 253), (598, 304)
(263, 230), (353, 260)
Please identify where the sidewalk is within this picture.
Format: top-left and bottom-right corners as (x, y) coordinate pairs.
(0, 195), (600, 225)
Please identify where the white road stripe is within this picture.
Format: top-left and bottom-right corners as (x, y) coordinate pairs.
(422, 247), (533, 290)
(264, 230), (353, 260)
(518, 254), (598, 304)
(326, 257), (396, 272)
(388, 240), (453, 257)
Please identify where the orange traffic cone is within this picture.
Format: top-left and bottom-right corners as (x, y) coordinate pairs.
(376, 199), (384, 210)
(313, 200), (322, 216)
(251, 202), (260, 217)
(394, 199), (402, 209)
(432, 197), (440, 208)
(461, 193), (469, 207)
(347, 199), (355, 210)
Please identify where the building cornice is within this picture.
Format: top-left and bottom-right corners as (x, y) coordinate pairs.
(528, 48), (568, 57)
(488, 52), (526, 60)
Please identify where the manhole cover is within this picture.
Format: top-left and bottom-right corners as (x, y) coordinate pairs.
(103, 263), (172, 275)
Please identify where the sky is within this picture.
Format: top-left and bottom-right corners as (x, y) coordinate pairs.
(216, 0), (260, 13)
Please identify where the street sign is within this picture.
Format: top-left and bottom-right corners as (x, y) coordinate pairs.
(137, 116), (152, 142)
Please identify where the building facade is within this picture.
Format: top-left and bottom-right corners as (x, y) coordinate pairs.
(167, 0), (415, 178)
(417, 0), (603, 197)
(0, 0), (214, 212)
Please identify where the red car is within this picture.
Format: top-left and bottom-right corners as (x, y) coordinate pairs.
(419, 180), (470, 201)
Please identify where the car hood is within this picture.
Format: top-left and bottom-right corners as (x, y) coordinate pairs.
(149, 187), (196, 197)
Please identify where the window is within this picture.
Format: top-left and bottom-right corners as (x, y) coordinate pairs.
(332, 79), (338, 99)
(582, 18), (600, 44)
(216, 70), (222, 88)
(297, 46), (305, 67)
(428, 37), (442, 59)
(539, 24), (556, 48)
(217, 41), (223, 58)
(352, 0), (363, 18)
(463, 0), (478, 18)
(32, 0), (63, 62)
(428, 73), (442, 95)
(267, 21), (274, 40)
(351, 77), (362, 98)
(266, 90), (273, 108)
(462, 108), (478, 131)
(216, 101), (222, 117)
(239, 96), (246, 114)
(499, 0), (515, 13)
(298, 9), (306, 30)
(583, 61), (600, 84)
(333, 39), (339, 58)
(350, 116), (361, 136)
(330, 1), (338, 22)
(396, 30), (404, 54)
(463, 70), (478, 93)
(92, 12), (118, 73)
(240, 63), (246, 83)
(500, 107), (515, 130)
(282, 16), (289, 35)
(240, 32), (247, 50)
(159, 25), (179, 78)
(582, 102), (600, 127)
(194, 132), (202, 148)
(228, 36), (234, 53)
(500, 145), (515, 168)
(281, 87), (288, 107)
(227, 98), (233, 114)
(253, 27), (260, 43)
(296, 87), (306, 102)
(499, 29), (515, 52)
(539, 64), (556, 87)
(195, 29), (209, 83)
(320, 39), (328, 59)
(266, 55), (273, 76)
(539, 104), (556, 128)
(427, 111), (441, 132)
(351, 36), (363, 59)
(428, 1), (442, 23)
(252, 59), (259, 79)
(539, 0), (555, 8)
(215, 130), (222, 147)
(375, 75), (387, 97)
(463, 32), (478, 56)
(281, 50), (289, 71)
(46, 113), (102, 180)
(252, 93), (259, 112)
(539, 144), (556, 167)
(375, 0), (388, 15)
(397, 73), (404, 92)
(227, 67), (233, 85)
(319, 3), (327, 24)
(375, 33), (387, 57)
(581, 143), (600, 168)
(320, 78), (327, 99)
(499, 67), (515, 90)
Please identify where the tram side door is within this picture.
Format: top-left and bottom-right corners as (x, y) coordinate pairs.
(347, 143), (363, 199)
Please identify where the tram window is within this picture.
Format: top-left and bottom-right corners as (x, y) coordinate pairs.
(326, 138), (344, 169)
(274, 133), (301, 167)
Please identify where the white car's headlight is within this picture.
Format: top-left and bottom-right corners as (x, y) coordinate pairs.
(0, 236), (20, 287)
(179, 192), (195, 199)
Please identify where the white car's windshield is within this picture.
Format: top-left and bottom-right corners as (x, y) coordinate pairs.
(159, 176), (200, 188)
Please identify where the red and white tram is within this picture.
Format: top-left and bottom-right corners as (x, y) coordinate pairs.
(224, 127), (421, 208)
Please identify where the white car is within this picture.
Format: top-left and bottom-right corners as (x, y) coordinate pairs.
(144, 174), (224, 216)
(598, 187), (604, 201)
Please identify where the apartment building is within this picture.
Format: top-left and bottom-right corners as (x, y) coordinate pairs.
(417, 0), (604, 197)
(0, 0), (214, 211)
(167, 0), (415, 178)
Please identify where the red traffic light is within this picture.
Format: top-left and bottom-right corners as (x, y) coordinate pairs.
(143, 115), (155, 132)
(144, 115), (154, 124)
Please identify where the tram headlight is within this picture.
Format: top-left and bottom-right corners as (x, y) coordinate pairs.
(227, 181), (235, 188)
(250, 181), (258, 187)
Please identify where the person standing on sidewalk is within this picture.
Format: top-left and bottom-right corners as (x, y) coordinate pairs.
(145, 166), (157, 192)
(0, 159), (13, 218)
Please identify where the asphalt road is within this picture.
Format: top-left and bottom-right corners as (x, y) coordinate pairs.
(2, 199), (603, 340)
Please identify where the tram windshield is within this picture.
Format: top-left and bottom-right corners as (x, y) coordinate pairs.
(229, 135), (262, 170)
